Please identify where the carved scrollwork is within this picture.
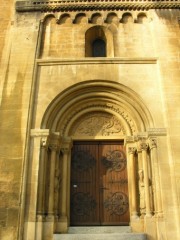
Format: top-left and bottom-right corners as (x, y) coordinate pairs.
(72, 150), (96, 171)
(72, 113), (126, 136)
(104, 192), (129, 216)
(101, 150), (126, 172)
(63, 103), (136, 136)
(71, 192), (96, 216)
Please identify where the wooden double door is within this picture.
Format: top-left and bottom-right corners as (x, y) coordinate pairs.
(70, 141), (130, 226)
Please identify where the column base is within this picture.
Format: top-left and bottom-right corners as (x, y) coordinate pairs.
(145, 212), (152, 218)
(131, 212), (139, 219)
(43, 220), (54, 240)
(56, 216), (68, 233)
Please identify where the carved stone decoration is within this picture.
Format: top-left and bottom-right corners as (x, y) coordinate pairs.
(101, 150), (126, 172)
(71, 192), (96, 216)
(62, 103), (136, 135)
(72, 113), (126, 136)
(138, 169), (146, 218)
(72, 150), (96, 171)
(54, 167), (61, 214)
(104, 192), (129, 216)
(149, 138), (157, 149)
(16, 1), (180, 13)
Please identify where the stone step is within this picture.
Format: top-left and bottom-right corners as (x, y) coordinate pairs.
(54, 226), (147, 240)
(54, 233), (147, 240)
(68, 226), (131, 234)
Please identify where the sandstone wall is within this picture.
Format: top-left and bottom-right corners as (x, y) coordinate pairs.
(0, 3), (179, 240)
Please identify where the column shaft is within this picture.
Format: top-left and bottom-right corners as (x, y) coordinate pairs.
(141, 143), (152, 217)
(37, 138), (48, 215)
(149, 138), (163, 217)
(48, 145), (57, 215)
(61, 150), (69, 217)
(129, 147), (138, 218)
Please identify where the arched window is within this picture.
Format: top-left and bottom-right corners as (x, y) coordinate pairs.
(92, 39), (106, 57)
(85, 26), (113, 57)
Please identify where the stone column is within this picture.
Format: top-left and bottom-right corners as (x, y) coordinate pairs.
(35, 137), (49, 240)
(48, 143), (58, 215)
(37, 137), (48, 216)
(57, 139), (72, 233)
(128, 147), (138, 219)
(149, 138), (163, 217)
(24, 129), (49, 240)
(43, 133), (61, 240)
(61, 148), (69, 218)
(54, 156), (60, 218)
(141, 141), (152, 217)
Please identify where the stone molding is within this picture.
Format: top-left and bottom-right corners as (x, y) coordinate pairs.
(30, 128), (50, 137)
(63, 103), (136, 136)
(147, 127), (167, 136)
(36, 57), (158, 66)
(16, 0), (180, 12)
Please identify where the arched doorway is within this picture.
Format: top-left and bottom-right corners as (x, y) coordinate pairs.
(28, 80), (163, 237)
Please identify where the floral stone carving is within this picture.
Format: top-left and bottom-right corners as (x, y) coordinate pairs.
(72, 113), (126, 136)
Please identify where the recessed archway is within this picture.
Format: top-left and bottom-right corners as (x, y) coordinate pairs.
(34, 80), (157, 234)
(41, 80), (154, 134)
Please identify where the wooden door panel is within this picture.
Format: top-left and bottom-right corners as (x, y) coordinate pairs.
(70, 141), (130, 226)
(99, 143), (129, 225)
(70, 142), (100, 225)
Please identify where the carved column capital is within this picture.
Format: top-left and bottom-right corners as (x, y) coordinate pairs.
(40, 137), (49, 149)
(149, 138), (157, 149)
(48, 132), (61, 152)
(128, 147), (136, 155)
(140, 142), (148, 151)
(60, 138), (73, 154)
(49, 143), (59, 151)
(61, 147), (70, 154)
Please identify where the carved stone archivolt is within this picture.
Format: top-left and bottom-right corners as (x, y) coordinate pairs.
(71, 112), (126, 137)
(64, 103), (137, 136)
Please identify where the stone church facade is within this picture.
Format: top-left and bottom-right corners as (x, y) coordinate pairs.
(0, 1), (180, 240)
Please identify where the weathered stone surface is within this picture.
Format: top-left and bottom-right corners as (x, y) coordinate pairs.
(0, 2), (180, 240)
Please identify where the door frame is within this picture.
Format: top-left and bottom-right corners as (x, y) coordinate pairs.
(69, 139), (130, 226)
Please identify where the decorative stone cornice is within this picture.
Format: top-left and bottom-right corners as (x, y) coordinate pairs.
(16, 0), (180, 12)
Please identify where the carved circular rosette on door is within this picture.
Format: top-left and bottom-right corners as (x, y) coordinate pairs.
(72, 150), (96, 171)
(71, 192), (96, 216)
(104, 192), (129, 216)
(101, 150), (126, 172)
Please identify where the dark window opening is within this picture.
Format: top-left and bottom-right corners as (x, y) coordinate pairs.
(92, 39), (106, 57)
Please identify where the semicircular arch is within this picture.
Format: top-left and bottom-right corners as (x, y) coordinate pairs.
(41, 80), (154, 137)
